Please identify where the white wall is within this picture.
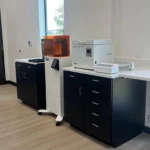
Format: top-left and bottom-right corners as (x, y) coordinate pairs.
(114, 0), (150, 128)
(64, 0), (113, 41)
(1, 0), (42, 82)
(114, 0), (150, 62)
(2, 0), (113, 81)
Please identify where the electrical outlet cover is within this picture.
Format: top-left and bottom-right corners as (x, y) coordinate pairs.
(136, 49), (140, 58)
(145, 111), (150, 127)
(28, 41), (32, 47)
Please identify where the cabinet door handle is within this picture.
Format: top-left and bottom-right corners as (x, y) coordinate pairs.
(92, 102), (99, 106)
(92, 113), (99, 117)
(79, 87), (82, 95)
(92, 124), (99, 128)
(92, 79), (99, 82)
(69, 75), (75, 78)
(22, 72), (27, 79)
(92, 91), (99, 94)
(1, 45), (3, 50)
(28, 66), (31, 69)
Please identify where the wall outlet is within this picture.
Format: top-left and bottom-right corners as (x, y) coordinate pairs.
(145, 113), (150, 127)
(145, 105), (150, 127)
(136, 49), (140, 58)
(148, 114), (150, 122)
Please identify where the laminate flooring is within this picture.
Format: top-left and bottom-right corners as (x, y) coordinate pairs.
(0, 84), (150, 150)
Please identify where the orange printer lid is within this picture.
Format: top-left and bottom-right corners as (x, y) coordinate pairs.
(43, 35), (70, 57)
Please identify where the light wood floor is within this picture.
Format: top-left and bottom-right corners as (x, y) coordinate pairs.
(0, 84), (150, 150)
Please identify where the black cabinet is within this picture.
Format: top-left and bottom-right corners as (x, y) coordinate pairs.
(16, 62), (46, 109)
(0, 13), (5, 84)
(64, 71), (146, 147)
(64, 72), (84, 130)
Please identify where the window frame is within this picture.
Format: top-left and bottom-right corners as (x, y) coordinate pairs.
(44, 0), (48, 36)
(44, 0), (64, 36)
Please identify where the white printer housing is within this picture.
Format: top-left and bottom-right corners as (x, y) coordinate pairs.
(72, 40), (113, 70)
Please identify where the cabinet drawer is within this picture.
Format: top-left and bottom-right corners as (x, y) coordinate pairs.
(85, 91), (111, 111)
(85, 75), (112, 91)
(86, 87), (111, 100)
(86, 106), (111, 120)
(24, 64), (36, 70)
(24, 64), (36, 77)
(16, 62), (36, 69)
(23, 64), (36, 83)
(85, 107), (111, 142)
(16, 63), (36, 81)
(64, 71), (82, 83)
(86, 100), (111, 112)
(16, 62), (23, 68)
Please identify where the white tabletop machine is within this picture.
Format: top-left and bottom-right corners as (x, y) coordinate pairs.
(72, 40), (134, 74)
(72, 40), (113, 70)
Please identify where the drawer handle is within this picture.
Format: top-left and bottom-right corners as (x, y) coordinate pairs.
(17, 65), (20, 67)
(92, 79), (99, 82)
(69, 75), (75, 78)
(92, 91), (99, 94)
(92, 113), (99, 117)
(92, 102), (99, 106)
(28, 66), (31, 69)
(92, 124), (99, 128)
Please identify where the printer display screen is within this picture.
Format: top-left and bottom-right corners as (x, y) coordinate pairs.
(86, 49), (92, 57)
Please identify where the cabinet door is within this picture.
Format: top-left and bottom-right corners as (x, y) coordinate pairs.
(64, 72), (84, 130)
(16, 63), (38, 108)
(0, 14), (5, 84)
(22, 64), (37, 108)
(16, 62), (26, 101)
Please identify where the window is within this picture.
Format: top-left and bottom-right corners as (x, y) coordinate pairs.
(45, 0), (64, 35)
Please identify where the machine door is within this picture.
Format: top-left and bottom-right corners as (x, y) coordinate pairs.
(45, 57), (61, 97)
(72, 43), (94, 70)
(94, 44), (113, 64)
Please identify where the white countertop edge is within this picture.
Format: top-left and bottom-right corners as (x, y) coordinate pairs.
(119, 74), (150, 82)
(63, 67), (150, 81)
(15, 58), (44, 65)
(63, 67), (120, 79)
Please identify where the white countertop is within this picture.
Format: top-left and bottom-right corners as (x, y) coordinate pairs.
(15, 58), (150, 81)
(120, 68), (150, 81)
(63, 67), (150, 82)
(15, 58), (44, 65)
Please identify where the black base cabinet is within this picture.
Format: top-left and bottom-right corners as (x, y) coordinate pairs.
(64, 72), (84, 130)
(64, 71), (146, 148)
(16, 62), (46, 109)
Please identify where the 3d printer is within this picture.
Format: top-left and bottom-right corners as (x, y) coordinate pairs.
(38, 35), (71, 126)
